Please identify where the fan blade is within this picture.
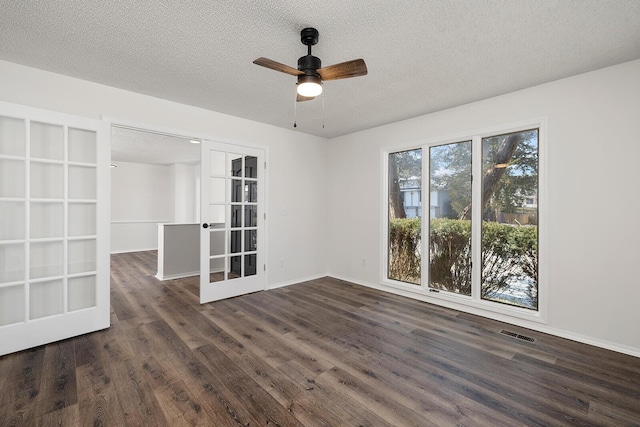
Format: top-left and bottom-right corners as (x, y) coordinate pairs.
(253, 57), (303, 76)
(296, 94), (314, 102)
(317, 58), (367, 81)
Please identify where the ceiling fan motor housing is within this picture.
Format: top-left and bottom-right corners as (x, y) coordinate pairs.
(298, 55), (321, 75)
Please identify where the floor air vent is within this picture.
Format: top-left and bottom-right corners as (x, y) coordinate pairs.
(500, 329), (536, 343)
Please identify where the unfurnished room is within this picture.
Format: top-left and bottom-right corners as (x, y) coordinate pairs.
(1, 1), (640, 426)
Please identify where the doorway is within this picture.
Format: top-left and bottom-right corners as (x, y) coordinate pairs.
(109, 124), (266, 303)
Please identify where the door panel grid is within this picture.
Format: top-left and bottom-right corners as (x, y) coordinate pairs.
(200, 142), (264, 303)
(0, 102), (109, 356)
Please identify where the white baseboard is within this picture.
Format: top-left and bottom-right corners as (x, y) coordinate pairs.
(267, 273), (327, 290)
(156, 271), (200, 281)
(110, 247), (157, 254)
(328, 273), (640, 359)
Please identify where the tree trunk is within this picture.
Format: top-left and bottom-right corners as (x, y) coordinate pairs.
(389, 157), (406, 219)
(458, 133), (523, 220)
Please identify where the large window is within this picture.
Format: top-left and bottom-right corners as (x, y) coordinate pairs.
(429, 141), (472, 296)
(385, 125), (541, 314)
(388, 149), (422, 285)
(481, 129), (539, 310)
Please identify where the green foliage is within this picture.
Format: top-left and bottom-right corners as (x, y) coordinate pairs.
(429, 219), (472, 295)
(481, 221), (538, 308)
(388, 218), (421, 284)
(388, 218), (538, 308)
(429, 142), (472, 217)
(391, 149), (422, 180)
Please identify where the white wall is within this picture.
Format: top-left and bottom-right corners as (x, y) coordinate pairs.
(327, 59), (640, 356)
(110, 161), (174, 253)
(3, 58), (639, 357)
(0, 60), (329, 288)
(171, 163), (199, 223)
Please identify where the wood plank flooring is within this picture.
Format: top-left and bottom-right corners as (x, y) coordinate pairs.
(1, 250), (639, 426)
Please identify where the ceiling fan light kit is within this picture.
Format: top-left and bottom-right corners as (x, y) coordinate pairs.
(253, 27), (368, 121)
(297, 74), (323, 97)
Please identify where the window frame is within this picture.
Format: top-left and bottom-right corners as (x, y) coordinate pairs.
(381, 117), (547, 323)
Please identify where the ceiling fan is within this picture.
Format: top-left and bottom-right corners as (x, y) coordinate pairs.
(253, 27), (368, 102)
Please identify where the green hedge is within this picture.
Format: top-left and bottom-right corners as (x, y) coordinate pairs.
(429, 219), (472, 295)
(388, 218), (538, 306)
(388, 217), (421, 284)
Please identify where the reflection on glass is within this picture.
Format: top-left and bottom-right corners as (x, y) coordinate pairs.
(245, 254), (257, 276)
(229, 256), (241, 279)
(231, 179), (242, 202)
(481, 129), (539, 310)
(244, 230), (257, 252)
(245, 156), (257, 178)
(231, 205), (242, 228)
(245, 181), (257, 203)
(245, 206), (257, 227)
(387, 148), (422, 285)
(230, 154), (243, 177)
(230, 230), (241, 254)
(428, 141), (472, 296)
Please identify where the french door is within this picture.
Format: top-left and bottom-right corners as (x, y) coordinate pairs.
(200, 140), (265, 303)
(0, 101), (110, 356)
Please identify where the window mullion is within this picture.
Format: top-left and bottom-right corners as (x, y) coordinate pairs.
(421, 145), (429, 290)
(471, 136), (482, 301)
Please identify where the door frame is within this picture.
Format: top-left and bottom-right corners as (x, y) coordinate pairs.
(105, 117), (269, 299)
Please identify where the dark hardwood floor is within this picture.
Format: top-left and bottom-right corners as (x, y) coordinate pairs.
(1, 250), (639, 426)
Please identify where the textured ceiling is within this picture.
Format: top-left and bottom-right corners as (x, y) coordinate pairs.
(2, 0), (640, 145)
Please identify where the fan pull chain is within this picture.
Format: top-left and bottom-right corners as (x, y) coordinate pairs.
(293, 92), (297, 128)
(322, 92), (325, 129)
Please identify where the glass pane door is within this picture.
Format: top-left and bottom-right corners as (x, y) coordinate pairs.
(0, 102), (109, 356)
(200, 141), (264, 303)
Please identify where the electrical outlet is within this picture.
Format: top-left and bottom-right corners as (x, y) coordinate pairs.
(280, 258), (285, 267)
(361, 258), (366, 267)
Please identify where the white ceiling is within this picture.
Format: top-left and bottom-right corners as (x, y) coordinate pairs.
(2, 1), (640, 148)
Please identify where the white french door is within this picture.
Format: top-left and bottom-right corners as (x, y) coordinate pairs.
(0, 101), (110, 356)
(200, 140), (265, 303)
